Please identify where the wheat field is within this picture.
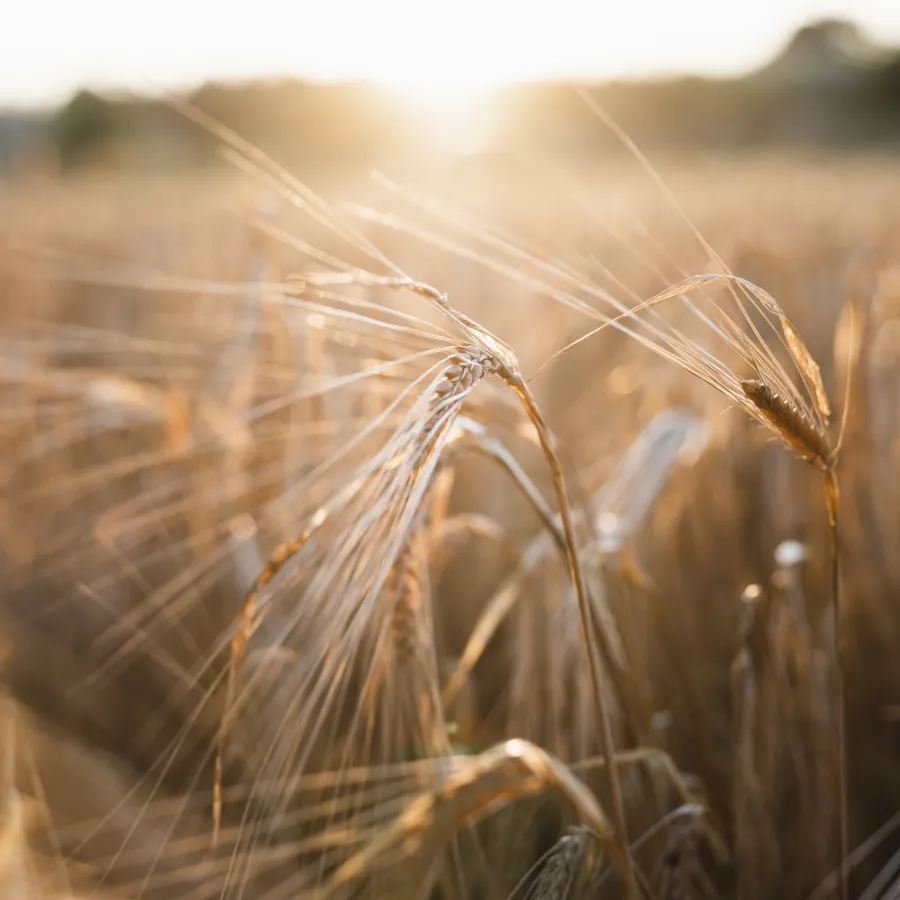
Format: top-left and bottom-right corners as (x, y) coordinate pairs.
(2, 142), (900, 900)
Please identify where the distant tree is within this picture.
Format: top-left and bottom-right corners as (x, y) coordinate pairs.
(874, 53), (900, 101)
(52, 89), (122, 169)
(754, 18), (878, 89)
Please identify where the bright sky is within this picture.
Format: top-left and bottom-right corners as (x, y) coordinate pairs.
(3, 0), (900, 107)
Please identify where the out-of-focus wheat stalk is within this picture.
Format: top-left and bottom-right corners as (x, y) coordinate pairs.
(273, 269), (641, 896)
(315, 739), (612, 900)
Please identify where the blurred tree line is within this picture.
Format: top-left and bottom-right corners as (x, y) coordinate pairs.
(3, 19), (900, 176)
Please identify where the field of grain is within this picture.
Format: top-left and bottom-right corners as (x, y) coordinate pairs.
(2, 146), (900, 900)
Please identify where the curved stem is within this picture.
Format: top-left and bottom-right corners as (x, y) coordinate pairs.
(504, 372), (639, 900)
(825, 466), (848, 900)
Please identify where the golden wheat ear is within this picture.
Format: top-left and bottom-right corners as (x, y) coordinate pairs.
(533, 263), (848, 897)
(212, 522), (319, 848)
(372, 279), (640, 898)
(830, 299), (859, 466)
(739, 377), (832, 471)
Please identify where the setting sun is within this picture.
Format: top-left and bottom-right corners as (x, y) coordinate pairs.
(382, 81), (499, 156)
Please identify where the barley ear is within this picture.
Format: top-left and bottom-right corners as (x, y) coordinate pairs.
(780, 316), (831, 421)
(212, 527), (316, 848)
(739, 378), (831, 471)
(741, 365), (846, 900)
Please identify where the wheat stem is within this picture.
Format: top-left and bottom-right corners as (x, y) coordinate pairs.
(826, 467), (848, 900)
(501, 371), (638, 900)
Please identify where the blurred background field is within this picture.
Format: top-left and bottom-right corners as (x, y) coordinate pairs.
(5, 18), (900, 176)
(3, 6), (900, 900)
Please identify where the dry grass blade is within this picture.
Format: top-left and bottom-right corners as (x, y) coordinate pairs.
(454, 416), (566, 553)
(445, 410), (702, 747)
(807, 808), (900, 900)
(572, 747), (729, 868)
(441, 540), (542, 712)
(591, 408), (707, 551)
(318, 740), (612, 899)
(859, 851), (900, 900)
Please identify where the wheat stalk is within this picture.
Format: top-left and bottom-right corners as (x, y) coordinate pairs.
(212, 343), (504, 848)
(302, 273), (640, 897)
(149, 109), (639, 893)
(527, 264), (848, 899)
(737, 370), (846, 900)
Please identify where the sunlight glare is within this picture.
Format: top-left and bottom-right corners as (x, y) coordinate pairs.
(382, 79), (499, 158)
